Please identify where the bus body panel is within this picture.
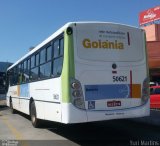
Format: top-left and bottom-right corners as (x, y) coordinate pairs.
(7, 85), (20, 110)
(29, 78), (62, 122)
(61, 101), (149, 124)
(72, 23), (149, 120)
(61, 103), (87, 123)
(77, 67), (146, 110)
(19, 98), (30, 114)
(7, 77), (62, 122)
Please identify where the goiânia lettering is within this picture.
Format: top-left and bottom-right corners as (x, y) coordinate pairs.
(82, 39), (124, 50)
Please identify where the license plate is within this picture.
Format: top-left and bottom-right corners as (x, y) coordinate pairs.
(107, 100), (121, 107)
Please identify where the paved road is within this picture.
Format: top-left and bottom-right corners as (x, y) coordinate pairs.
(0, 105), (160, 146)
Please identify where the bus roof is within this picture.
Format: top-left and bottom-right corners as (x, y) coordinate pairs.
(7, 21), (142, 71)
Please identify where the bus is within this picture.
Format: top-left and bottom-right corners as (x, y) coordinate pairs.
(0, 62), (12, 100)
(6, 22), (150, 127)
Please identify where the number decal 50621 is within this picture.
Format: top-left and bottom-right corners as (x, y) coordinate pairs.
(113, 76), (127, 82)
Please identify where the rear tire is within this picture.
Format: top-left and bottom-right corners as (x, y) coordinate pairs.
(30, 101), (41, 128)
(10, 99), (16, 114)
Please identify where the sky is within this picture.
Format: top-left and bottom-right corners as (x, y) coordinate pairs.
(0, 0), (160, 63)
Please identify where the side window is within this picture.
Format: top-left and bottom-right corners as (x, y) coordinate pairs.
(21, 62), (25, 83)
(46, 45), (52, 61)
(14, 66), (18, 85)
(18, 64), (22, 84)
(30, 67), (39, 81)
(39, 44), (52, 79)
(31, 55), (35, 68)
(35, 53), (39, 66)
(52, 37), (64, 77)
(40, 62), (51, 78)
(21, 63), (24, 73)
(60, 38), (64, 56)
(53, 57), (63, 77)
(9, 67), (18, 86)
(30, 54), (39, 81)
(27, 59), (30, 81)
(10, 35), (64, 83)
(23, 60), (29, 83)
(9, 69), (13, 86)
(28, 58), (30, 70)
(23, 61), (27, 83)
(40, 49), (46, 64)
(53, 40), (59, 58)
(18, 64), (21, 74)
(24, 61), (27, 73)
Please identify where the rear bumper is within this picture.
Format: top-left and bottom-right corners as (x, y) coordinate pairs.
(86, 101), (150, 122)
(61, 101), (150, 124)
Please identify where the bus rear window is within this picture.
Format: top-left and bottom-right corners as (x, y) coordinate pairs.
(76, 24), (144, 62)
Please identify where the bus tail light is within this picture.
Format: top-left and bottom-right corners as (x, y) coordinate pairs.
(71, 82), (81, 90)
(141, 78), (149, 105)
(71, 78), (85, 109)
(72, 90), (81, 97)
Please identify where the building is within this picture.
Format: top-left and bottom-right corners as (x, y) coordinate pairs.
(139, 6), (160, 82)
(143, 24), (160, 81)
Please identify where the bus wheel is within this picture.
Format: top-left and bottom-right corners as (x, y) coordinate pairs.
(30, 101), (40, 128)
(10, 99), (16, 114)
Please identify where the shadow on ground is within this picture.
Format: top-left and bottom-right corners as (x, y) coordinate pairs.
(3, 106), (160, 146)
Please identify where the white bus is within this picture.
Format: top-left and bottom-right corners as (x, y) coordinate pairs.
(6, 22), (150, 127)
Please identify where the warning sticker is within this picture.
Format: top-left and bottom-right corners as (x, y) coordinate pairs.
(88, 101), (95, 109)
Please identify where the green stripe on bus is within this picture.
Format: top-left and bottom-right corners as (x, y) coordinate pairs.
(61, 28), (75, 103)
